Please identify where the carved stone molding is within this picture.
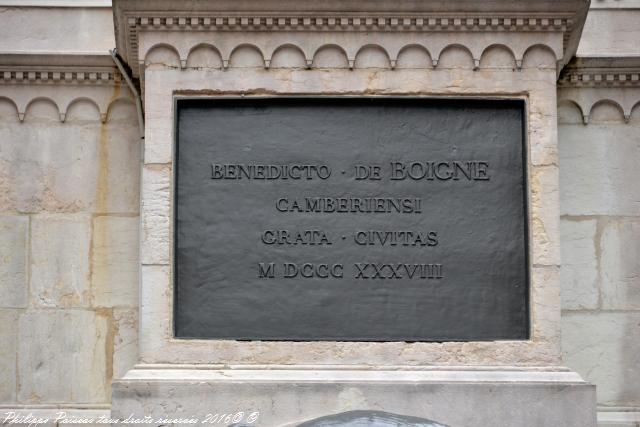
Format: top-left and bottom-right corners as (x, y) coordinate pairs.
(139, 38), (561, 73)
(0, 54), (133, 122)
(113, 0), (590, 78)
(558, 57), (640, 87)
(558, 57), (640, 124)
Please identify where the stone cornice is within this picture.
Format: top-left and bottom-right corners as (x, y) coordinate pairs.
(0, 54), (122, 86)
(113, 0), (590, 78)
(558, 57), (640, 124)
(558, 56), (640, 87)
(0, 54), (133, 123)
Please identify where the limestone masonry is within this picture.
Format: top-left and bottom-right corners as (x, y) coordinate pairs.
(0, 0), (638, 426)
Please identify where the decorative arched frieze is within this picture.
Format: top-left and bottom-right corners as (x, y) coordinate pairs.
(632, 100), (640, 124)
(23, 97), (61, 122)
(0, 92), (134, 123)
(479, 44), (517, 69)
(353, 44), (392, 69)
(557, 99), (585, 125)
(269, 44), (308, 69)
(437, 44), (476, 69)
(0, 96), (20, 121)
(228, 44), (266, 68)
(395, 44), (433, 69)
(136, 39), (562, 73)
(558, 57), (640, 125)
(63, 97), (103, 123)
(0, 53), (135, 124)
(186, 44), (224, 69)
(144, 43), (182, 69)
(312, 44), (350, 69)
(521, 45), (558, 70)
(588, 99), (627, 124)
(118, 0), (587, 80)
(106, 97), (138, 123)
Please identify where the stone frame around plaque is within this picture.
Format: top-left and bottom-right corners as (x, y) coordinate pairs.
(138, 62), (561, 366)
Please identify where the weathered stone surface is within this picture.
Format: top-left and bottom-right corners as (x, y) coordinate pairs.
(600, 219), (640, 310)
(139, 265), (170, 362)
(559, 125), (640, 216)
(31, 215), (91, 308)
(0, 310), (18, 402)
(112, 370), (596, 427)
(91, 216), (139, 308)
(597, 410), (640, 427)
(0, 101), (140, 215)
(113, 308), (138, 380)
(531, 266), (561, 356)
(0, 7), (114, 54)
(528, 85), (560, 166)
(17, 310), (108, 404)
(100, 100), (141, 214)
(597, 423), (640, 427)
(530, 165), (561, 266)
(560, 218), (599, 310)
(141, 165), (171, 265)
(563, 312), (640, 407)
(31, 214), (91, 307)
(0, 216), (28, 308)
(0, 121), (100, 213)
(577, 9), (640, 56)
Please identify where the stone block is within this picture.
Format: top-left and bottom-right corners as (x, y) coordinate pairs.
(100, 112), (141, 214)
(0, 216), (28, 308)
(530, 165), (561, 266)
(0, 116), (139, 215)
(139, 265), (170, 361)
(0, 122), (99, 214)
(577, 9), (640, 56)
(563, 312), (640, 407)
(559, 125), (640, 216)
(113, 308), (138, 379)
(601, 219), (640, 310)
(531, 266), (561, 353)
(597, 423), (640, 427)
(560, 218), (599, 310)
(112, 369), (596, 427)
(17, 310), (108, 404)
(528, 86), (560, 166)
(141, 165), (171, 265)
(143, 74), (174, 164)
(91, 216), (139, 308)
(597, 409), (640, 427)
(31, 215), (91, 308)
(0, 310), (18, 402)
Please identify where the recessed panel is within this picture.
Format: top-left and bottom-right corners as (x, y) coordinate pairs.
(174, 97), (528, 341)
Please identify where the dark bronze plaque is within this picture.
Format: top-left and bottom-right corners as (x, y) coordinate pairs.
(174, 98), (529, 341)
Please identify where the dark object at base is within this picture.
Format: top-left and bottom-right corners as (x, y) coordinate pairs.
(295, 410), (448, 427)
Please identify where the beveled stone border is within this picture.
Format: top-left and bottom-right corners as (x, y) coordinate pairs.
(138, 65), (561, 366)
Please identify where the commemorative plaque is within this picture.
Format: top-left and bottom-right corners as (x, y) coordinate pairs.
(174, 97), (528, 341)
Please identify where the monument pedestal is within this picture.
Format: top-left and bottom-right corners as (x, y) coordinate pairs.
(111, 1), (596, 425)
(112, 367), (595, 426)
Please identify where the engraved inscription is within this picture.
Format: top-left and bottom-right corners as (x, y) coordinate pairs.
(175, 98), (529, 341)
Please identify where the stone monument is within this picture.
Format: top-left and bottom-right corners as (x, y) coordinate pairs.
(110, 0), (597, 425)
